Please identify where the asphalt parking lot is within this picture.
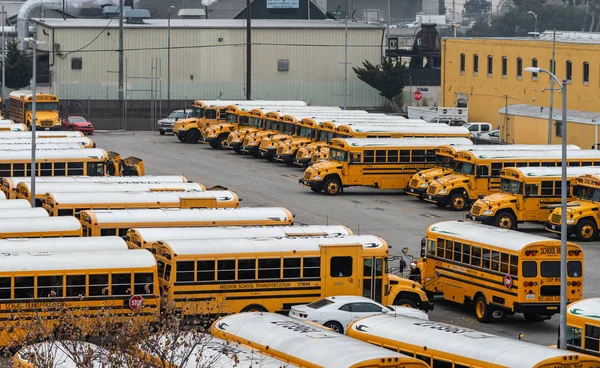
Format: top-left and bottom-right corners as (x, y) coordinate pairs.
(93, 131), (600, 346)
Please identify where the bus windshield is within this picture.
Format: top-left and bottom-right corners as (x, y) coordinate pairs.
(500, 179), (522, 194)
(192, 107), (204, 118)
(574, 185), (600, 202)
(226, 113), (238, 123)
(25, 102), (58, 111)
(318, 130), (334, 142)
(455, 162), (474, 175)
(265, 120), (279, 130)
(329, 148), (347, 162)
(249, 117), (262, 128)
(281, 123), (295, 135)
(299, 127), (314, 138)
(435, 155), (455, 168)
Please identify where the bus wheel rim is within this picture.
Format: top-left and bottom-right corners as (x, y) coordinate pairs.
(401, 302), (413, 308)
(581, 225), (594, 238)
(453, 196), (464, 209)
(476, 301), (485, 318)
(499, 217), (512, 229)
(327, 182), (338, 194)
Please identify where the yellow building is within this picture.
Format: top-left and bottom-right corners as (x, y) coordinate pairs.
(441, 31), (600, 147)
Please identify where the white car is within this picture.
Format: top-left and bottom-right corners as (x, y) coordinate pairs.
(289, 296), (429, 334)
(157, 110), (193, 135)
(477, 129), (503, 143)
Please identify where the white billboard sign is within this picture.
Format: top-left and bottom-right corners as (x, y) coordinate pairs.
(267, 0), (300, 9)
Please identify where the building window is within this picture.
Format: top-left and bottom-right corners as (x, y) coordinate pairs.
(566, 60), (573, 82)
(583, 62), (590, 84)
(517, 57), (523, 79)
(556, 120), (562, 137)
(473, 54), (479, 74)
(487, 55), (493, 76)
(502, 56), (508, 77)
(460, 53), (465, 74)
(532, 58), (538, 80)
(71, 58), (82, 70)
(457, 98), (468, 108)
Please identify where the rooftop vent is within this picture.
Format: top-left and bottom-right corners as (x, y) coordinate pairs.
(102, 6), (132, 18)
(124, 9), (150, 24)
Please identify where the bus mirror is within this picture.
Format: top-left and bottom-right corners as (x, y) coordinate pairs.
(402, 247), (408, 254)
(420, 248), (426, 258)
(420, 238), (426, 249)
(478, 195), (484, 199)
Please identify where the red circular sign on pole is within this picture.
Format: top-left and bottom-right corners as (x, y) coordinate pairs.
(129, 295), (144, 311)
(503, 274), (513, 289)
(413, 91), (423, 101)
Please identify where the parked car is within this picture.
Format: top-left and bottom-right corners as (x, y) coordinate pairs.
(289, 296), (429, 334)
(63, 116), (94, 135)
(464, 122), (493, 138)
(157, 110), (193, 135)
(476, 129), (504, 144)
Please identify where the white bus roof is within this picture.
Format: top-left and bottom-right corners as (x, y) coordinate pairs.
(212, 313), (412, 367)
(461, 149), (600, 160)
(8, 90), (51, 98)
(339, 125), (469, 134)
(438, 144), (581, 152)
(0, 143), (84, 151)
(158, 235), (385, 256)
(568, 298), (600, 320)
(0, 208), (48, 219)
(504, 166), (600, 178)
(0, 119), (14, 124)
(0, 236), (127, 254)
(0, 199), (31, 208)
(16, 341), (114, 368)
(348, 314), (589, 367)
(0, 191), (4, 200)
(5, 175), (188, 186)
(0, 216), (81, 235)
(0, 124), (26, 132)
(0, 137), (93, 146)
(428, 221), (578, 251)
(129, 225), (352, 244)
(46, 190), (236, 205)
(24, 182), (204, 195)
(82, 207), (293, 224)
(0, 148), (106, 160)
(338, 137), (473, 148)
(0, 131), (83, 138)
(201, 100), (308, 107)
(0, 249), (155, 272)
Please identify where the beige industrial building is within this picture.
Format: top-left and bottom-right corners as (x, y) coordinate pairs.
(33, 18), (386, 109)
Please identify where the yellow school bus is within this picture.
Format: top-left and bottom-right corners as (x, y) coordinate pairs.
(203, 105), (253, 149)
(0, 249), (159, 347)
(79, 207), (294, 237)
(545, 173), (600, 241)
(241, 111), (285, 157)
(172, 100), (211, 143)
(7, 90), (61, 130)
(425, 149), (600, 211)
(566, 298), (600, 357)
(347, 314), (600, 367)
(212, 313), (428, 368)
(469, 166), (600, 230)
(0, 136), (94, 148)
(0, 123), (27, 132)
(407, 144), (580, 199)
(153, 235), (431, 317)
(300, 137), (472, 195)
(0, 148), (107, 178)
(417, 220), (584, 322)
(0, 216), (82, 238)
(224, 108), (268, 153)
(293, 121), (338, 167)
(43, 190), (239, 216)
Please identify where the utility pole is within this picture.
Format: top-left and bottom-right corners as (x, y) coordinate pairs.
(118, 0), (125, 130)
(343, 0), (350, 110)
(2, 5), (5, 115)
(548, 29), (556, 144)
(307, 0), (310, 19)
(167, 5), (174, 111)
(246, 0), (252, 100)
(387, 0), (390, 43)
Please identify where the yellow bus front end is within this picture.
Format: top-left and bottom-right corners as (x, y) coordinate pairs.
(241, 112), (282, 157)
(224, 109), (266, 152)
(258, 116), (297, 161)
(204, 106), (251, 149)
(275, 118), (322, 165)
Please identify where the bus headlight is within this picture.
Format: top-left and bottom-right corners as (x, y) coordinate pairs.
(567, 219), (576, 225)
(482, 210), (494, 215)
(438, 189), (448, 195)
(313, 175), (322, 180)
(207, 133), (217, 138)
(419, 183), (428, 188)
(284, 149), (292, 154)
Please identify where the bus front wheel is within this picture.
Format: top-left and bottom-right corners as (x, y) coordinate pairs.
(449, 192), (468, 211)
(493, 211), (517, 230)
(394, 298), (417, 309)
(324, 177), (342, 195)
(241, 304), (268, 313)
(576, 219), (598, 242)
(185, 130), (201, 144)
(474, 295), (491, 323)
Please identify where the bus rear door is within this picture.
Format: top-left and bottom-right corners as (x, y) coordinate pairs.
(321, 244), (362, 297)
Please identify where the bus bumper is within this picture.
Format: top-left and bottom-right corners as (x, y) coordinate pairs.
(40, 126), (63, 131)
(514, 303), (560, 317)
(424, 194), (448, 206)
(294, 157), (310, 167)
(275, 153), (294, 163)
(299, 178), (323, 191)
(204, 137), (218, 146)
(241, 145), (259, 155)
(544, 222), (576, 235)
(465, 213), (494, 225)
(405, 186), (426, 197)
(260, 148), (277, 160)
(176, 130), (188, 140)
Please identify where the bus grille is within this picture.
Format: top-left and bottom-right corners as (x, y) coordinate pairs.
(471, 205), (481, 215)
(551, 214), (561, 224)
(427, 185), (437, 195)
(243, 137), (250, 146)
(410, 179), (419, 188)
(303, 171), (311, 180)
(277, 146), (284, 154)
(540, 285), (560, 296)
(41, 121), (53, 127)
(227, 135), (234, 143)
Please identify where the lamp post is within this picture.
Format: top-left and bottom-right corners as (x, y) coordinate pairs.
(23, 37), (46, 207)
(527, 10), (538, 37)
(167, 5), (174, 111)
(1, 4), (5, 115)
(525, 66), (568, 350)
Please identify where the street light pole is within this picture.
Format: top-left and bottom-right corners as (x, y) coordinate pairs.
(527, 10), (537, 37)
(24, 37), (40, 206)
(167, 6), (174, 111)
(525, 66), (567, 350)
(1, 5), (5, 115)
(343, 0), (350, 110)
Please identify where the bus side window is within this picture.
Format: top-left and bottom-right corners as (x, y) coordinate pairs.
(14, 276), (34, 299)
(482, 248), (491, 269)
(432, 359), (453, 368)
(453, 242), (462, 262)
(462, 244), (471, 264)
(89, 274), (109, 296)
(416, 355), (431, 365)
(40, 163), (52, 177)
(400, 150), (410, 163)
(134, 272), (154, 295)
(500, 252), (509, 273)
(330, 256), (353, 277)
(427, 240), (436, 255)
(111, 273), (132, 295)
(37, 275), (64, 298)
(364, 150), (375, 163)
(567, 326), (582, 348)
(66, 275), (86, 297)
(476, 165), (490, 177)
(217, 260), (235, 281)
(54, 162), (66, 176)
(585, 325), (600, 352)
(388, 150), (399, 163)
(445, 240), (453, 260)
(196, 260), (215, 282)
(375, 150), (386, 163)
(350, 152), (362, 164)
(525, 183), (539, 197)
(510, 255), (518, 275)
(491, 163), (503, 176)
(68, 162), (84, 175)
(0, 164), (10, 177)
(0, 277), (10, 300)
(436, 239), (445, 257)
(302, 257), (320, 278)
(541, 181), (553, 196)
(491, 251), (500, 271)
(258, 258), (281, 279)
(238, 259), (257, 280)
(176, 262), (195, 283)
(283, 258), (301, 278)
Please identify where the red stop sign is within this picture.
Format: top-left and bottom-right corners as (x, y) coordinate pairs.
(504, 274), (513, 289)
(413, 91), (423, 101)
(129, 295), (144, 311)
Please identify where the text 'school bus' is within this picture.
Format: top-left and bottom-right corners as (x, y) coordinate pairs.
(43, 190), (239, 216)
(407, 144), (581, 199)
(174, 100), (307, 143)
(0, 148), (108, 179)
(346, 314), (600, 368)
(417, 220), (583, 322)
(79, 207), (294, 237)
(0, 217), (82, 239)
(0, 208), (48, 220)
(566, 298), (600, 357)
(152, 235), (431, 317)
(1, 175), (190, 199)
(0, 131), (83, 139)
(425, 149), (600, 211)
(126, 224), (353, 248)
(0, 249), (159, 347)
(16, 181), (205, 203)
(546, 173), (600, 241)
(0, 236), (128, 254)
(211, 313), (429, 368)
(468, 166), (600, 230)
(0, 199), (30, 209)
(300, 137), (473, 195)
(0, 136), (94, 148)
(7, 90), (62, 130)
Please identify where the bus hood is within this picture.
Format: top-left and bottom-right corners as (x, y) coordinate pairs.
(205, 123), (235, 137)
(35, 111), (60, 122)
(303, 160), (340, 180)
(471, 192), (517, 215)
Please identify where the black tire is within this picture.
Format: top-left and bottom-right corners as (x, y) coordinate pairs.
(324, 177), (342, 195)
(434, 201), (447, 208)
(233, 146), (241, 153)
(159, 131), (165, 136)
(493, 211), (517, 230)
(178, 137), (185, 142)
(474, 294), (491, 323)
(323, 321), (344, 334)
(216, 135), (226, 149)
(241, 304), (268, 313)
(576, 219), (598, 242)
(394, 298), (417, 309)
(449, 192), (469, 211)
(523, 313), (546, 322)
(185, 130), (200, 144)
(209, 141), (218, 149)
